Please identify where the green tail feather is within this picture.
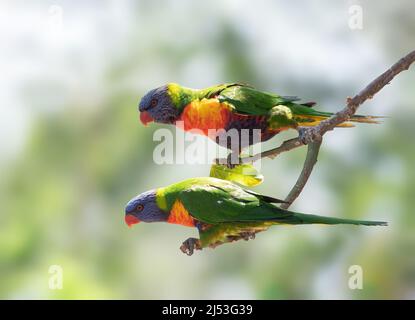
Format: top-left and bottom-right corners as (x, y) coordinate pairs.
(286, 213), (387, 226)
(294, 106), (383, 124)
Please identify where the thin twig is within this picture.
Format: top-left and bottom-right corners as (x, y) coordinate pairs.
(241, 138), (302, 163)
(280, 140), (321, 209)
(278, 50), (415, 209)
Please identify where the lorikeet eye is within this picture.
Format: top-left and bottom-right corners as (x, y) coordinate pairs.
(150, 98), (158, 107)
(136, 204), (144, 212)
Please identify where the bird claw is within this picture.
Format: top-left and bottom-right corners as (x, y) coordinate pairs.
(240, 232), (256, 241)
(180, 237), (202, 256)
(298, 127), (322, 145)
(227, 232), (256, 242)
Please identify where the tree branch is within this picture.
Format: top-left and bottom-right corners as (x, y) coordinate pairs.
(260, 50), (415, 209)
(280, 140), (321, 209)
(241, 138), (302, 163)
(311, 49), (415, 136)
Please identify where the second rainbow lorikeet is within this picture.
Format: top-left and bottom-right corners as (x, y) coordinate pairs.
(125, 177), (386, 255)
(138, 83), (380, 159)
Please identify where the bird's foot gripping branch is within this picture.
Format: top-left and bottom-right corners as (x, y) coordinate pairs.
(297, 127), (322, 145)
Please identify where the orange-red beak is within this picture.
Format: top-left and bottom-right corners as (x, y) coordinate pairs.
(140, 111), (154, 126)
(125, 214), (140, 228)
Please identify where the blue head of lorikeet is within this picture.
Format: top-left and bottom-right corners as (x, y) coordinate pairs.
(138, 85), (179, 125)
(124, 189), (166, 226)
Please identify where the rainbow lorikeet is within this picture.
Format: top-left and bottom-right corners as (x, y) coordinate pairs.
(138, 83), (379, 155)
(125, 177), (386, 255)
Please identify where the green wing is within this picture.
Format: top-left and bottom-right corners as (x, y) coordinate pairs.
(216, 85), (381, 127)
(217, 85), (303, 116)
(177, 183), (290, 224)
(175, 179), (387, 227)
(197, 83), (249, 99)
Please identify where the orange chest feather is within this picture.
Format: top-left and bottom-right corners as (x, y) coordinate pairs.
(179, 99), (231, 135)
(168, 200), (196, 227)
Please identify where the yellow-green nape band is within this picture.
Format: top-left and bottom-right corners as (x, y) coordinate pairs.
(167, 83), (182, 106)
(155, 188), (168, 211)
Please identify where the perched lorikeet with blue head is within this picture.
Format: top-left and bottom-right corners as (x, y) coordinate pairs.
(125, 177), (387, 255)
(138, 83), (380, 158)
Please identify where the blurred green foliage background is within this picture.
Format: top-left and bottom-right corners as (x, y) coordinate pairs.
(1, 0), (414, 299)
